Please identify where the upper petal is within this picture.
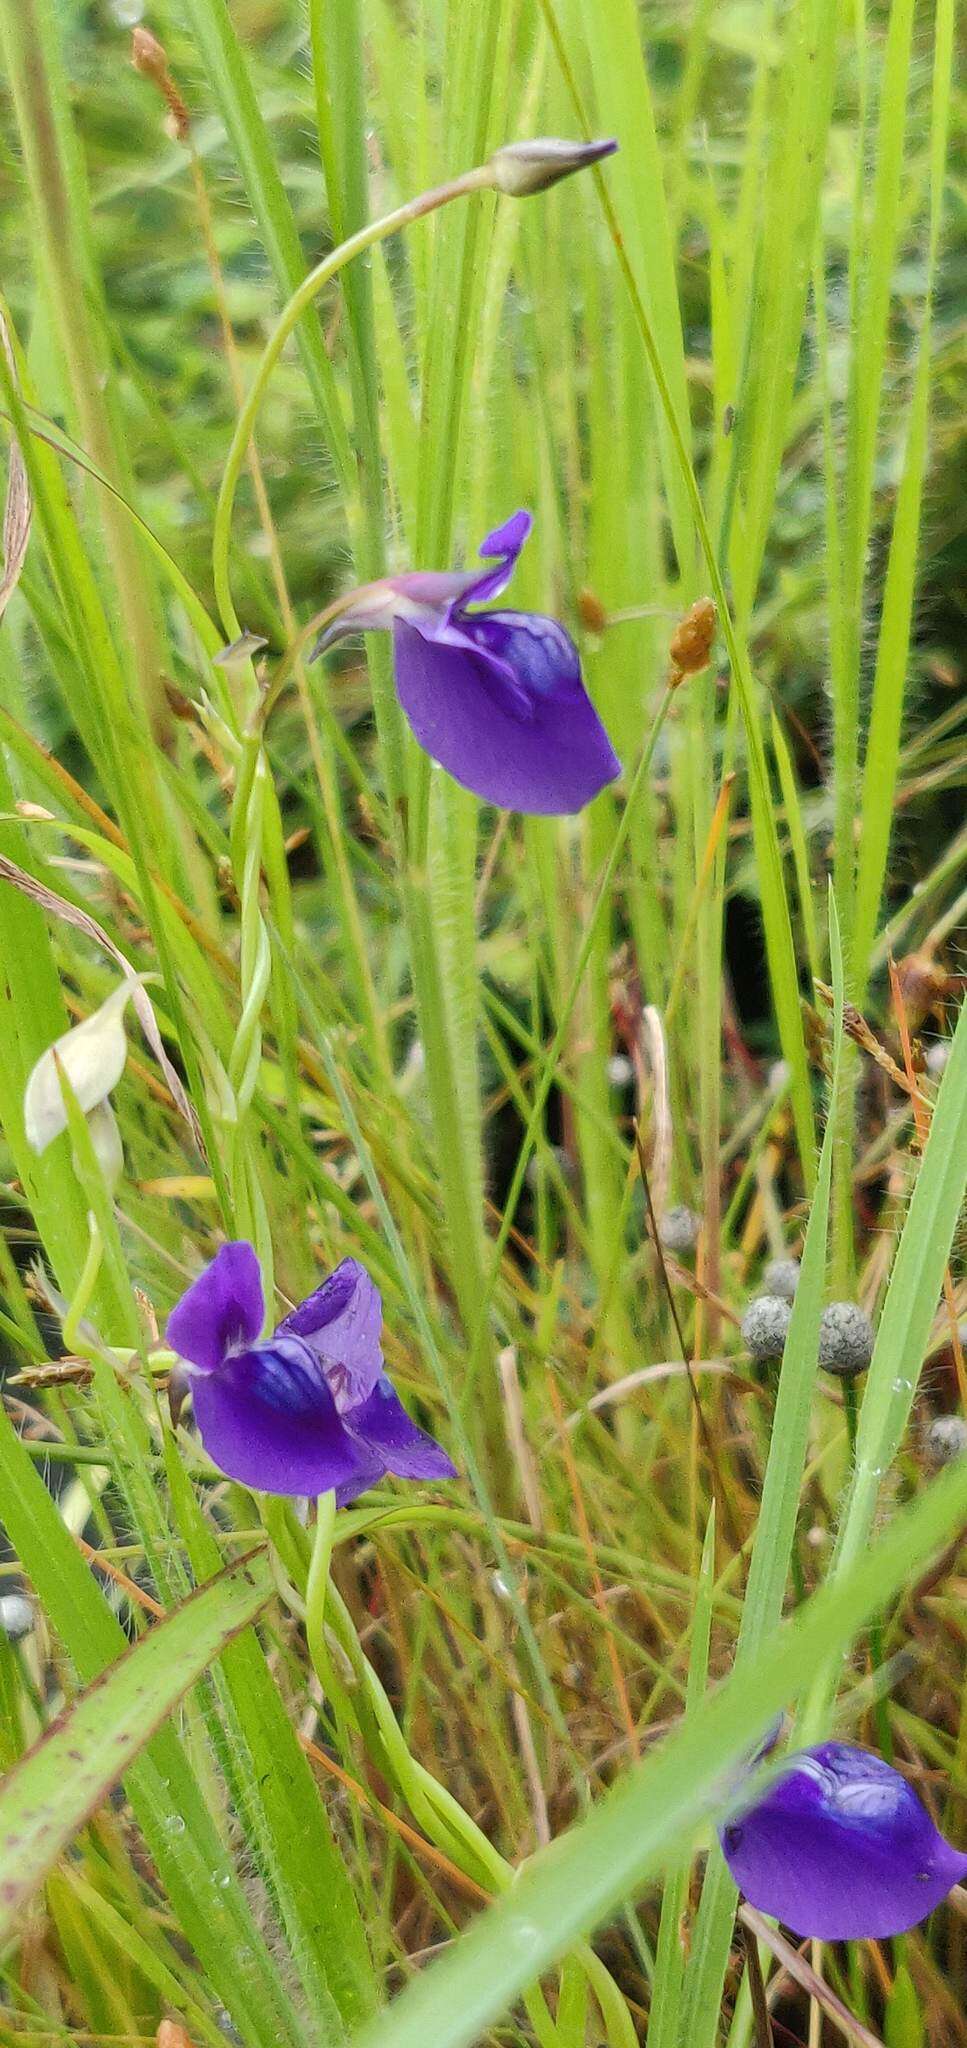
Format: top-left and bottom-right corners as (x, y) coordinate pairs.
(392, 613), (621, 815)
(345, 1377), (458, 1483)
(309, 510), (530, 657)
(458, 510), (532, 607)
(167, 1241), (265, 1375)
(277, 1258), (384, 1408)
(719, 1741), (967, 1940)
(190, 1334), (366, 1497)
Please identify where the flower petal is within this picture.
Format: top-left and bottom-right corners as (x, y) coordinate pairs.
(458, 509), (532, 607)
(277, 1258), (384, 1409)
(167, 1241), (264, 1375)
(346, 1377), (457, 1482)
(309, 572), (480, 658)
(392, 612), (621, 814)
(191, 1335), (366, 1496)
(719, 1741), (967, 1940)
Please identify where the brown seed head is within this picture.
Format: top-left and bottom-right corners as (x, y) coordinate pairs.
(131, 25), (168, 81)
(131, 28), (190, 141)
(577, 586), (608, 635)
(669, 597), (716, 683)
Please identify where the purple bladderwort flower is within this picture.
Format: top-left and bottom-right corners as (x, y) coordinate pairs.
(167, 1241), (456, 1502)
(719, 1740), (967, 1940)
(311, 510), (621, 815)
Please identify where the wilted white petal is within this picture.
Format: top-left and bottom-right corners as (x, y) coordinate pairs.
(24, 981), (135, 1154)
(88, 1099), (125, 1192)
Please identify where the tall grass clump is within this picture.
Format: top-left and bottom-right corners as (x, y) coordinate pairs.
(0, 0), (963, 2044)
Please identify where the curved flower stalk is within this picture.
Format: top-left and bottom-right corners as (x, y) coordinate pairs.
(719, 1740), (967, 1940)
(212, 141), (617, 651)
(311, 510), (621, 814)
(166, 1241), (455, 1501)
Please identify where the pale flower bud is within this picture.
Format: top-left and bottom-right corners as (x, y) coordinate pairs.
(490, 136), (618, 198)
(24, 981), (136, 1154)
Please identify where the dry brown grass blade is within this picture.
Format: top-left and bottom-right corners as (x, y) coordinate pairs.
(740, 1905), (886, 2048)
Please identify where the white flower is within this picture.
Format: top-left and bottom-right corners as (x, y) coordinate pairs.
(24, 980), (136, 1156)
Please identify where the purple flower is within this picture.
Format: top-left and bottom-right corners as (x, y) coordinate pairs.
(312, 511), (621, 815)
(719, 1740), (967, 1940)
(167, 1242), (456, 1502)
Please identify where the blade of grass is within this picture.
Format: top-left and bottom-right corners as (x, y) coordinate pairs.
(0, 1550), (271, 1940)
(681, 888), (846, 2046)
(0, 1399), (307, 2048)
(851, 0), (953, 990)
(802, 974), (967, 1735)
(164, 1437), (378, 2033)
(351, 1456), (967, 2048)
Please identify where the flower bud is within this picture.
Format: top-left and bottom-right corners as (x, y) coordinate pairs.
(818, 1301), (874, 1378)
(24, 981), (135, 1154)
(741, 1294), (792, 1362)
(490, 137), (618, 199)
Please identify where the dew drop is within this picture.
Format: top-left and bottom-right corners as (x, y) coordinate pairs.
(164, 1813), (186, 1836)
(509, 1918), (541, 1955)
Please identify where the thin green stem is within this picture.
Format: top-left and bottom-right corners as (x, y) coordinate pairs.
(463, 683), (677, 1391)
(212, 166), (495, 663)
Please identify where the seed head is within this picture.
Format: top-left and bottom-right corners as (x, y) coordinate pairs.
(926, 1415), (967, 1467)
(818, 1302), (875, 1378)
(669, 597), (716, 683)
(741, 1294), (792, 1362)
(763, 1257), (800, 1302)
(659, 1205), (700, 1253)
(0, 1593), (34, 1642)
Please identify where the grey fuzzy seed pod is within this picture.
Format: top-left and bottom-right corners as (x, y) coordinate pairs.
(763, 1257), (800, 1302)
(659, 1205), (701, 1253)
(818, 1301), (875, 1377)
(741, 1294), (792, 1362)
(926, 1415), (967, 1466)
(0, 1593), (34, 1642)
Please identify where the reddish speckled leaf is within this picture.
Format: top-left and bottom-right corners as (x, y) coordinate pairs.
(0, 1549), (272, 1941)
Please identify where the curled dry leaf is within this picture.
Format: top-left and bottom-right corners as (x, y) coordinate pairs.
(0, 310), (31, 622)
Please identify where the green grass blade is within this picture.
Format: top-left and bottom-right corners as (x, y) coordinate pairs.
(351, 1458), (967, 2048)
(164, 1438), (378, 2033)
(562, 0), (693, 578)
(177, 0), (354, 502)
(0, 1401), (309, 2048)
(803, 978), (967, 1733)
(851, 0), (953, 988)
(0, 1550), (271, 1939)
(682, 891), (845, 2043)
